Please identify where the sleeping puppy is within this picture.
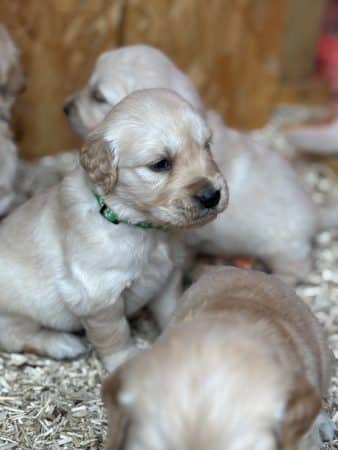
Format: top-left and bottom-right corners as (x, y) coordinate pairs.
(64, 44), (204, 136)
(15, 46), (203, 204)
(64, 44), (338, 283)
(0, 24), (25, 216)
(0, 89), (227, 371)
(102, 267), (335, 450)
(189, 111), (336, 282)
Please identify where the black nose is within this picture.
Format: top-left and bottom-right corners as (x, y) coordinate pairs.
(63, 100), (73, 115)
(196, 187), (221, 209)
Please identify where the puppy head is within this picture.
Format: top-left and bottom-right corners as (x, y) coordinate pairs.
(80, 88), (227, 228)
(0, 25), (25, 120)
(102, 324), (321, 450)
(64, 44), (204, 138)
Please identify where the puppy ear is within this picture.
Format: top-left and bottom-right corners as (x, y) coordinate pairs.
(80, 137), (117, 195)
(281, 376), (321, 449)
(101, 367), (129, 450)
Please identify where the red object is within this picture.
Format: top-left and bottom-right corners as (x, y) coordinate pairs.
(316, 0), (338, 98)
(316, 35), (338, 91)
(231, 256), (255, 270)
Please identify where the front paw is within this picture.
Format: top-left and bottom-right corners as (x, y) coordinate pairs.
(317, 412), (336, 443)
(302, 412), (337, 450)
(103, 346), (139, 373)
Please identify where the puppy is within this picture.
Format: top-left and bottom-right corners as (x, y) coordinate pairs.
(0, 89), (227, 371)
(188, 111), (338, 282)
(64, 44), (204, 137)
(102, 266), (335, 450)
(0, 26), (76, 211)
(0, 24), (25, 216)
(64, 44), (338, 283)
(286, 114), (338, 155)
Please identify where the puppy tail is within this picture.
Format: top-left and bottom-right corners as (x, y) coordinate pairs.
(317, 205), (338, 231)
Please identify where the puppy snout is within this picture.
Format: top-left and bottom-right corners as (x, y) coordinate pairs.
(63, 99), (74, 116)
(195, 186), (221, 209)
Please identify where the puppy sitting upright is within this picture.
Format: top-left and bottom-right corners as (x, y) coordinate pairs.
(0, 89), (227, 371)
(103, 267), (334, 450)
(64, 44), (338, 283)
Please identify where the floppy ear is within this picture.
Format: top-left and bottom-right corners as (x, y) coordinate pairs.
(281, 376), (321, 450)
(80, 137), (117, 195)
(101, 368), (129, 450)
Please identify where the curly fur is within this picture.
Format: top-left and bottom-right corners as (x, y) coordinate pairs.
(81, 138), (117, 195)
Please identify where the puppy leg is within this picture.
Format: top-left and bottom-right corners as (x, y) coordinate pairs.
(0, 314), (87, 359)
(300, 411), (336, 450)
(149, 268), (182, 329)
(316, 411), (336, 443)
(81, 300), (136, 372)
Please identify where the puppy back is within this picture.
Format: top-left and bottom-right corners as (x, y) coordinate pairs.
(174, 267), (332, 395)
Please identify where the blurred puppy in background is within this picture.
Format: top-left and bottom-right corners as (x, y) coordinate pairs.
(103, 267), (335, 450)
(0, 25), (76, 212)
(0, 89), (227, 371)
(64, 44), (338, 283)
(64, 45), (204, 137)
(0, 24), (25, 216)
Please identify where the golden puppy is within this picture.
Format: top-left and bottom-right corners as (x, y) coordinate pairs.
(64, 44), (338, 283)
(0, 89), (227, 371)
(103, 267), (334, 450)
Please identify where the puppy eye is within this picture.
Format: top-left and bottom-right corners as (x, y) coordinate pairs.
(91, 88), (108, 103)
(149, 158), (172, 172)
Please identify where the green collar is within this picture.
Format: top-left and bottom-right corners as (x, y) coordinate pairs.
(94, 193), (163, 230)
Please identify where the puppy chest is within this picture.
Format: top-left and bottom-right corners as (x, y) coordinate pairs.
(124, 238), (174, 315)
(60, 231), (174, 315)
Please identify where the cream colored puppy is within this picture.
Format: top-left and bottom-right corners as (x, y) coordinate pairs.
(64, 44), (338, 283)
(64, 44), (204, 137)
(0, 24), (25, 216)
(0, 89), (227, 371)
(102, 267), (335, 450)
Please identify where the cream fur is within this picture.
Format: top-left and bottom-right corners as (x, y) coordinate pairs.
(65, 44), (338, 283)
(102, 267), (334, 450)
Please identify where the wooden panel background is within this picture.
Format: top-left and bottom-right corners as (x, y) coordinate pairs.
(0, 0), (285, 158)
(282, 0), (325, 82)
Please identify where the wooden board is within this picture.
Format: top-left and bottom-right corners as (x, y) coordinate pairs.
(0, 0), (124, 157)
(0, 0), (285, 157)
(123, 0), (285, 129)
(282, 0), (326, 81)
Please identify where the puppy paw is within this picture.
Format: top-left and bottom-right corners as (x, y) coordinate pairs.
(317, 412), (336, 443)
(301, 412), (336, 450)
(43, 331), (88, 360)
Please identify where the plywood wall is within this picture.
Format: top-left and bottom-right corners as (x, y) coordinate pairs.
(282, 0), (325, 81)
(0, 0), (285, 158)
